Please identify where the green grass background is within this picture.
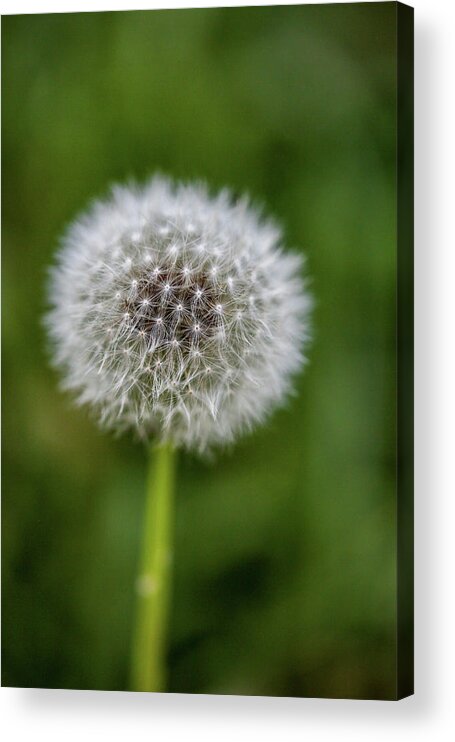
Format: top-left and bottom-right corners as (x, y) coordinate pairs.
(2, 3), (398, 698)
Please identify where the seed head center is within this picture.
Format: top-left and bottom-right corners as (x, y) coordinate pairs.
(120, 266), (223, 351)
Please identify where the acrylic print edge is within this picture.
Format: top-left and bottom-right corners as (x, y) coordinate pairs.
(396, 0), (414, 701)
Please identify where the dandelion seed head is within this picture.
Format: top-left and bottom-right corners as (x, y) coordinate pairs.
(45, 176), (311, 453)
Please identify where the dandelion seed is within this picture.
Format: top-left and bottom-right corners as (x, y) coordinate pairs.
(45, 175), (311, 453)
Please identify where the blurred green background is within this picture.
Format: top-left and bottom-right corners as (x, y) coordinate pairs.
(2, 3), (398, 698)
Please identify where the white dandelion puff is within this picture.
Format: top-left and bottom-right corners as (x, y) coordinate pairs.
(45, 176), (312, 453)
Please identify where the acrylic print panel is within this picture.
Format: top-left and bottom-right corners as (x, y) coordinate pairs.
(1, 2), (414, 700)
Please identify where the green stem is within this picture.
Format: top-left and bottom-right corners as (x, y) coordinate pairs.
(130, 441), (176, 692)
